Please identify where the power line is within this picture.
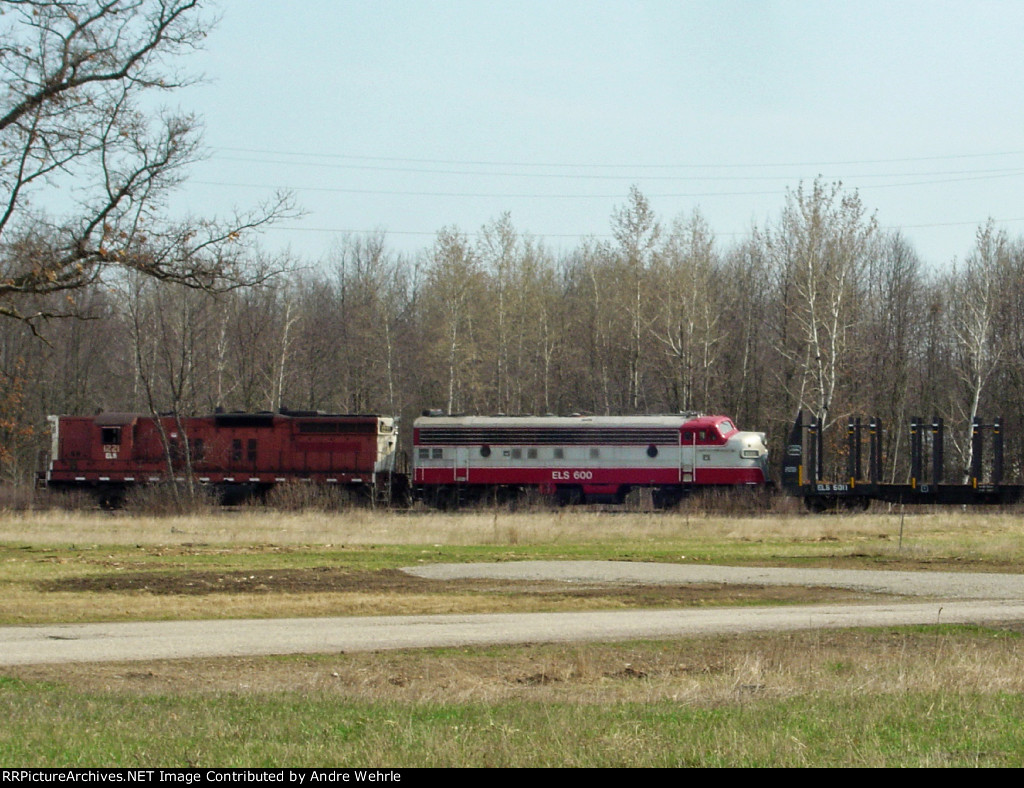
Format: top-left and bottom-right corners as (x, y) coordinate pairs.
(205, 153), (1024, 183)
(191, 168), (1024, 200)
(262, 215), (1024, 241)
(211, 145), (1024, 171)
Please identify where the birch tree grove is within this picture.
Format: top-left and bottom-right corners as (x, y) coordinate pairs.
(768, 180), (876, 431)
(948, 222), (1010, 479)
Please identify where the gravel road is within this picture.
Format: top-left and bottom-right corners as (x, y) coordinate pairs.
(404, 561), (1024, 600)
(5, 561), (1024, 666)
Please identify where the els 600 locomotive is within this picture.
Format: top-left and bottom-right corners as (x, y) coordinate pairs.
(40, 409), (770, 508)
(413, 411), (769, 508)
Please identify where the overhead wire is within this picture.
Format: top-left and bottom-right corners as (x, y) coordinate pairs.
(189, 145), (1024, 244)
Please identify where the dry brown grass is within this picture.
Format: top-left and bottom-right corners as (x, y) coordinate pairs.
(1, 505), (1017, 547)
(9, 627), (1024, 706)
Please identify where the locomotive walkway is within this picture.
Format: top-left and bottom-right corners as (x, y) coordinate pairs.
(4, 562), (1024, 665)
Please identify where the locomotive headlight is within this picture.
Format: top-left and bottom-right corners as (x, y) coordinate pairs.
(739, 432), (768, 460)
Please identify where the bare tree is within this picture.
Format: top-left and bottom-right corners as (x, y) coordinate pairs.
(611, 186), (661, 411)
(768, 180), (876, 430)
(423, 227), (482, 414)
(0, 0), (295, 326)
(650, 210), (722, 412)
(948, 221), (1009, 479)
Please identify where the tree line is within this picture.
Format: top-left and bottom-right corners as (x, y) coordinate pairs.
(4, 181), (1024, 486)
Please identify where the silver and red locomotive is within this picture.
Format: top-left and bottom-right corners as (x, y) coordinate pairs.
(412, 411), (769, 508)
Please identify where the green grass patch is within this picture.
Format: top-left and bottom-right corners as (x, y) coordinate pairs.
(1, 684), (1022, 766)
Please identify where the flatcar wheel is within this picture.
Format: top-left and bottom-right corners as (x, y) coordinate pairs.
(804, 495), (835, 514)
(840, 496), (871, 512)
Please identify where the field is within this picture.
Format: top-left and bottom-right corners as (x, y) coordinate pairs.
(3, 504), (1024, 766)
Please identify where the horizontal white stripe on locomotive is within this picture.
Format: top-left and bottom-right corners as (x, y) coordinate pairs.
(413, 415), (733, 446)
(416, 446), (737, 461)
(418, 429), (683, 445)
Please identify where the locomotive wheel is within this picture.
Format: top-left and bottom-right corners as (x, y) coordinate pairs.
(652, 487), (685, 510)
(431, 486), (459, 510)
(555, 486), (584, 506)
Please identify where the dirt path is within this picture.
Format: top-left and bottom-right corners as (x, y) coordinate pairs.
(5, 562), (1024, 666)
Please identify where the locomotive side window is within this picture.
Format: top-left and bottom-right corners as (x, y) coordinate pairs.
(431, 448), (443, 459)
(101, 427), (121, 445)
(527, 448), (538, 459)
(192, 439), (205, 462)
(232, 439), (242, 462)
(589, 448), (600, 459)
(553, 448), (564, 459)
(248, 439), (258, 462)
(510, 448), (522, 459)
(683, 430), (693, 442)
(418, 448), (429, 460)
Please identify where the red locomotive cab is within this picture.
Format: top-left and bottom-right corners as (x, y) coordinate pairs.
(679, 415), (769, 486)
(47, 413), (140, 474)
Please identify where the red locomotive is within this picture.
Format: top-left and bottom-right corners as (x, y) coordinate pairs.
(42, 410), (403, 506)
(412, 412), (769, 508)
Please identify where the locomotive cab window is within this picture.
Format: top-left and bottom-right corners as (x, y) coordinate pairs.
(418, 448), (429, 460)
(101, 427), (121, 445)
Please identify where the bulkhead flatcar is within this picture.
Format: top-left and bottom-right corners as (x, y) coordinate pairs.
(412, 412), (769, 508)
(43, 410), (402, 505)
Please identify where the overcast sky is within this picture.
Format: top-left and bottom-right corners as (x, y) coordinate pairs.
(177, 0), (1024, 267)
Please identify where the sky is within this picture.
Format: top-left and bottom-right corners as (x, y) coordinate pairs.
(174, 0), (1024, 267)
